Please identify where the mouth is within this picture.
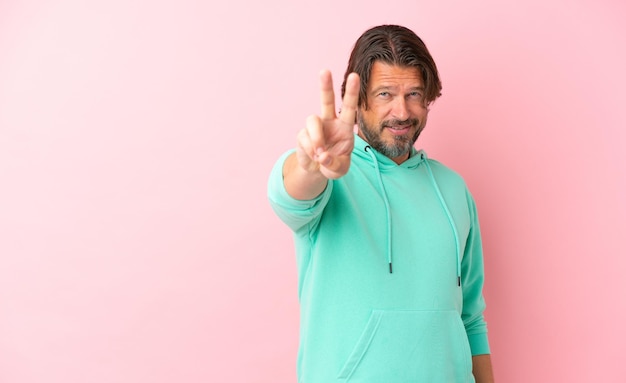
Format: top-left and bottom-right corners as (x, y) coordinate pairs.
(381, 118), (418, 137)
(384, 125), (411, 136)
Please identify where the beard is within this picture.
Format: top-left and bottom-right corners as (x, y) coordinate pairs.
(357, 114), (424, 160)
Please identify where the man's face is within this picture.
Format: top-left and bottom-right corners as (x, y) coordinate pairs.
(357, 61), (429, 164)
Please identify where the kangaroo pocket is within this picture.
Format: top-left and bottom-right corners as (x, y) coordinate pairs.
(337, 310), (473, 383)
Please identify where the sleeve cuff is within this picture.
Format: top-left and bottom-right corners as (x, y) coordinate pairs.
(468, 332), (490, 356)
(268, 150), (332, 207)
(267, 150), (333, 232)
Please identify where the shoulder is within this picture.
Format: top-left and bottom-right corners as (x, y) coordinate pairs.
(423, 157), (468, 190)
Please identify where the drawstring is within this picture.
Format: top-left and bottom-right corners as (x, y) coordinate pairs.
(424, 160), (462, 287)
(363, 145), (461, 285)
(364, 145), (393, 273)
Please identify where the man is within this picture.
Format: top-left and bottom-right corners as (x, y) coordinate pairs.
(268, 25), (494, 382)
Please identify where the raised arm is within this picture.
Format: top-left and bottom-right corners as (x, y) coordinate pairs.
(283, 70), (360, 200)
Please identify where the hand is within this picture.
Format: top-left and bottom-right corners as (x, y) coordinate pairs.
(296, 70), (360, 179)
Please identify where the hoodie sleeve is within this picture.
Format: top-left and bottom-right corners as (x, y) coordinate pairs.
(460, 189), (491, 356)
(267, 150), (333, 233)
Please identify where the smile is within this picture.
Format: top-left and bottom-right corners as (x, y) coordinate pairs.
(385, 125), (411, 135)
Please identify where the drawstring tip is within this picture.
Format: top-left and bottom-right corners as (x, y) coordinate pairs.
(389, 262), (393, 274)
(457, 276), (461, 286)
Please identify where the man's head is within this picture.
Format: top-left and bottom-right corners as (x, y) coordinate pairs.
(341, 25), (442, 163)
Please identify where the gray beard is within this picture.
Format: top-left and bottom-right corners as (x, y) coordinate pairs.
(358, 114), (422, 159)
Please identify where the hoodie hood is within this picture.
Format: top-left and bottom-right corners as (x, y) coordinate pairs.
(351, 134), (462, 286)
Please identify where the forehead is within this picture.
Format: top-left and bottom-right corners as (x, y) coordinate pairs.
(368, 61), (423, 89)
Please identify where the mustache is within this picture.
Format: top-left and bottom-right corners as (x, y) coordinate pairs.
(381, 118), (419, 128)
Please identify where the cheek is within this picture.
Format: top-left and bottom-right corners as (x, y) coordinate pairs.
(409, 103), (428, 115)
(361, 110), (381, 127)
(412, 107), (429, 123)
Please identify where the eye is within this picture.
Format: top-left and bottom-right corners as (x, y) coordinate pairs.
(377, 91), (390, 98)
(408, 91), (423, 99)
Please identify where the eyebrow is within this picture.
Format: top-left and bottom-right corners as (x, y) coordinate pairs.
(370, 85), (425, 94)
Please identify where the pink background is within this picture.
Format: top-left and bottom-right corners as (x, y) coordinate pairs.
(1, 0), (625, 382)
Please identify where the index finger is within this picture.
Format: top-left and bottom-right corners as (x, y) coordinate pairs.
(339, 72), (360, 125)
(319, 70), (336, 120)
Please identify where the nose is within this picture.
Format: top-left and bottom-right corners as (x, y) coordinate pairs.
(391, 97), (409, 121)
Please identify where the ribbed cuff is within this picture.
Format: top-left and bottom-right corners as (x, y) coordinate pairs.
(468, 332), (490, 355)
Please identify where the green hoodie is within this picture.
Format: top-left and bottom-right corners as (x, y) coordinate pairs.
(268, 135), (490, 382)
